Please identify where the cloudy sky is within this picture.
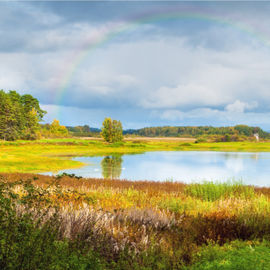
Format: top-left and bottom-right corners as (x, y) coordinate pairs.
(2, 1), (270, 129)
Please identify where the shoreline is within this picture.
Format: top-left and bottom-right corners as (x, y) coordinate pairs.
(1, 138), (270, 173)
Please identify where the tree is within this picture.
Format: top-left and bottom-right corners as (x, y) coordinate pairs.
(0, 90), (46, 141)
(49, 119), (69, 137)
(82, 125), (90, 133)
(24, 108), (41, 140)
(101, 118), (113, 142)
(101, 117), (123, 143)
(0, 91), (18, 140)
(20, 94), (46, 121)
(112, 119), (123, 142)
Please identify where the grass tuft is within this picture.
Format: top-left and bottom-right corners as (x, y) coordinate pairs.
(184, 180), (255, 201)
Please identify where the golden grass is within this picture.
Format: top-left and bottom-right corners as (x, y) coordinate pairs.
(3, 173), (270, 217)
(2, 173), (270, 265)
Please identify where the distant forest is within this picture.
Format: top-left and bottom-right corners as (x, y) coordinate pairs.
(124, 125), (270, 141)
(67, 125), (100, 137)
(68, 124), (270, 141)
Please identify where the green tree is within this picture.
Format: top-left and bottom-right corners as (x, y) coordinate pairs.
(101, 117), (123, 143)
(101, 118), (113, 142)
(112, 119), (123, 142)
(20, 94), (46, 121)
(82, 125), (90, 133)
(0, 91), (19, 140)
(23, 108), (41, 140)
(0, 90), (46, 141)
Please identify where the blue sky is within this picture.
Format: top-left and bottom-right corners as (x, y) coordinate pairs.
(2, 1), (270, 129)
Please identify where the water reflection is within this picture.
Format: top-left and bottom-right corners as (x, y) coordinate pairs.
(42, 151), (270, 187)
(101, 155), (123, 179)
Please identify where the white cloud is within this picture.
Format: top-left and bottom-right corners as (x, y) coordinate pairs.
(225, 100), (258, 113)
(2, 32), (270, 114)
(138, 42), (270, 110)
(160, 108), (222, 122)
(2, 2), (270, 128)
(73, 71), (138, 96)
(142, 83), (219, 109)
(160, 110), (184, 121)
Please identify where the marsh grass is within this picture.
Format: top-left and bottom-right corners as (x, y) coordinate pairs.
(184, 180), (255, 201)
(1, 174), (270, 269)
(0, 179), (106, 270)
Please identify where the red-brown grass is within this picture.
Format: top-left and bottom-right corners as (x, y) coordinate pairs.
(0, 173), (187, 194)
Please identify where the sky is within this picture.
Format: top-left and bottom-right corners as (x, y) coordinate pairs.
(2, 1), (270, 129)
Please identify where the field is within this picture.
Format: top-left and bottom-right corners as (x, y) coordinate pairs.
(1, 138), (270, 269)
(1, 138), (270, 173)
(0, 173), (270, 269)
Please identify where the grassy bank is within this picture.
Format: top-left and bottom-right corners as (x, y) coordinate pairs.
(0, 173), (270, 269)
(1, 138), (270, 173)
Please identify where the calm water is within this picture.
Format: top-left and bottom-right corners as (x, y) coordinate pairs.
(44, 151), (270, 186)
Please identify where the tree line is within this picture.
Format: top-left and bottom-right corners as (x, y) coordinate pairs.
(125, 125), (270, 140)
(66, 125), (100, 137)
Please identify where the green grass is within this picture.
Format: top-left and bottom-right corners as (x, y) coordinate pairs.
(184, 180), (255, 201)
(187, 240), (270, 270)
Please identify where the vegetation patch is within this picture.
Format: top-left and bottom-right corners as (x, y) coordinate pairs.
(187, 240), (270, 270)
(184, 181), (255, 201)
(0, 174), (270, 269)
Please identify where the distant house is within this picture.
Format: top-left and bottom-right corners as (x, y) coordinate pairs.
(254, 133), (259, 141)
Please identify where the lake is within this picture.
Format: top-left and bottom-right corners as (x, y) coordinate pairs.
(44, 151), (270, 186)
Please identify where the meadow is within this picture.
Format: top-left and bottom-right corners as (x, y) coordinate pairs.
(1, 138), (270, 173)
(1, 138), (270, 269)
(0, 173), (270, 269)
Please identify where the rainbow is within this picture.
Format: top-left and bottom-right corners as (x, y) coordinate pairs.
(54, 9), (270, 115)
